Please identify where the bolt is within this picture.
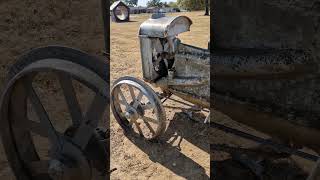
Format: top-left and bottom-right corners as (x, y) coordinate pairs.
(48, 159), (65, 180)
(125, 111), (133, 119)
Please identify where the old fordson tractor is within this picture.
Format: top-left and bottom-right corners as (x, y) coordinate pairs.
(111, 14), (210, 140)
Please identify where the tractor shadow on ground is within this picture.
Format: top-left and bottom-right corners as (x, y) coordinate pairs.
(112, 20), (138, 23)
(124, 110), (210, 179)
(210, 154), (308, 180)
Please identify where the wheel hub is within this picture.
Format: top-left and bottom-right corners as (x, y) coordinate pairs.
(125, 102), (145, 121)
(48, 139), (91, 180)
(125, 107), (139, 121)
(111, 76), (166, 140)
(48, 159), (66, 180)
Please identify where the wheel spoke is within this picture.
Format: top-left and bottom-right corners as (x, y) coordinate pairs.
(142, 116), (158, 124)
(84, 93), (108, 127)
(142, 102), (154, 110)
(26, 84), (62, 150)
(134, 122), (143, 136)
(72, 93), (107, 149)
(120, 111), (126, 117)
(133, 91), (143, 108)
(128, 85), (136, 101)
(142, 119), (155, 134)
(119, 99), (128, 106)
(17, 120), (49, 138)
(118, 88), (129, 108)
(10, 81), (51, 138)
(17, 120), (64, 138)
(58, 74), (83, 126)
(129, 118), (136, 125)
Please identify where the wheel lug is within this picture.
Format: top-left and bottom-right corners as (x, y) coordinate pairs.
(48, 159), (65, 180)
(125, 111), (133, 119)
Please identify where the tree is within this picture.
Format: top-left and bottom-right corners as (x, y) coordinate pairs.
(168, 2), (178, 8)
(110, 0), (138, 7)
(163, 2), (170, 7)
(177, 0), (207, 11)
(124, 0), (138, 6)
(147, 0), (163, 7)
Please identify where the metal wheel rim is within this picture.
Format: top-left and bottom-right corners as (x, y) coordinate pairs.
(0, 58), (108, 180)
(111, 77), (165, 140)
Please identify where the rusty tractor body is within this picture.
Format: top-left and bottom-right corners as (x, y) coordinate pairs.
(212, 0), (320, 152)
(111, 14), (209, 140)
(138, 14), (210, 108)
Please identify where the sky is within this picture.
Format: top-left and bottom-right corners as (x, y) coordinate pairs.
(138, 0), (177, 7)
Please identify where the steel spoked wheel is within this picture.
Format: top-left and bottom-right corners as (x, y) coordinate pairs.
(111, 76), (166, 140)
(0, 46), (109, 180)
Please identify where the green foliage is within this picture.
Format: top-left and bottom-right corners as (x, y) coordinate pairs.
(177, 0), (208, 10)
(124, 0), (138, 6)
(163, 2), (170, 7)
(147, 0), (163, 7)
(110, 0), (138, 7)
(110, 0), (117, 5)
(168, 2), (178, 8)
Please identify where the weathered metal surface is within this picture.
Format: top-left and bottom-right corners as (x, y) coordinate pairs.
(212, 48), (320, 130)
(139, 15), (192, 38)
(212, 0), (320, 52)
(213, 49), (316, 79)
(155, 43), (210, 107)
(211, 122), (319, 161)
(211, 0), (320, 152)
(138, 15), (209, 108)
(139, 36), (158, 81)
(0, 46), (109, 180)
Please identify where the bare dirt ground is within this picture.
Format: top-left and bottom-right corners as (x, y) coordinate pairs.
(0, 0), (106, 179)
(110, 11), (210, 180)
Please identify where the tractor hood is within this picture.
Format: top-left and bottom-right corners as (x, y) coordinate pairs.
(139, 15), (192, 38)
